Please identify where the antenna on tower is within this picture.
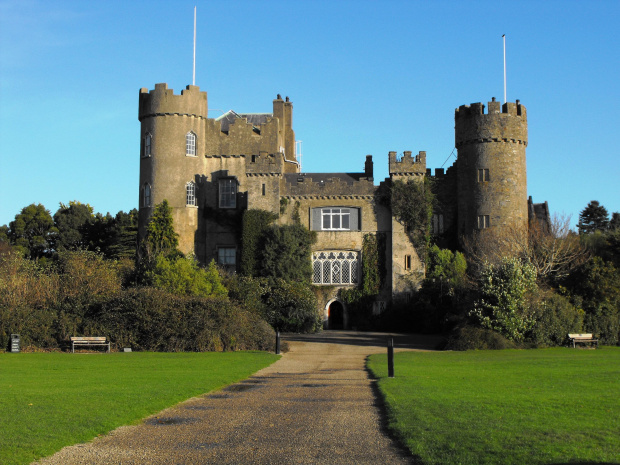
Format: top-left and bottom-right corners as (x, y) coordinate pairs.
(193, 6), (196, 86)
(502, 34), (506, 103)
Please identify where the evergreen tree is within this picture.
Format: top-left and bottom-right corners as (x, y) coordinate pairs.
(578, 201), (609, 234)
(142, 200), (179, 259)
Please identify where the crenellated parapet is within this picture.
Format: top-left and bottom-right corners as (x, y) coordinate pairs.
(455, 98), (527, 148)
(389, 151), (427, 177)
(245, 151), (284, 175)
(282, 173), (376, 197)
(139, 83), (208, 121)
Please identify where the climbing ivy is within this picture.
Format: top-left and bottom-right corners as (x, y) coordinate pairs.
(378, 177), (434, 261)
(340, 233), (386, 304)
(240, 209), (278, 276)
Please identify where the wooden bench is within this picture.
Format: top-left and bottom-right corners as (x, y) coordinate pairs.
(70, 337), (110, 353)
(568, 333), (598, 348)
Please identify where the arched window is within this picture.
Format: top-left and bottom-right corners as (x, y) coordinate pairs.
(143, 133), (152, 157)
(186, 182), (196, 206)
(143, 183), (151, 207)
(186, 132), (196, 156)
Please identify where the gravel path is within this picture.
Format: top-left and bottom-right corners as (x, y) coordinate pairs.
(35, 331), (437, 464)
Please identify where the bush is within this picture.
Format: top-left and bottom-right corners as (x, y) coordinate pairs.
(93, 287), (275, 352)
(444, 326), (516, 351)
(470, 257), (538, 342)
(265, 280), (321, 333)
(528, 292), (584, 347)
(146, 256), (227, 298)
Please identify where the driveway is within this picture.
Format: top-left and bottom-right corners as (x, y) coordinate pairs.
(35, 331), (439, 464)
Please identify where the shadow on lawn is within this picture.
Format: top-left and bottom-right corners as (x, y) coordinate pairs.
(283, 330), (444, 351)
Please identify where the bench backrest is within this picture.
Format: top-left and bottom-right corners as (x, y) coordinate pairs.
(568, 333), (593, 339)
(70, 337), (107, 342)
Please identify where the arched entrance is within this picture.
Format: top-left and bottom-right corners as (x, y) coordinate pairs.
(328, 300), (344, 330)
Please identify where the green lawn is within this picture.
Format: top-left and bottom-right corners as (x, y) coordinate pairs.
(368, 348), (620, 465)
(0, 351), (279, 465)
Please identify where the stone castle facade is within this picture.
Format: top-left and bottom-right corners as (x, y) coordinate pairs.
(138, 83), (546, 329)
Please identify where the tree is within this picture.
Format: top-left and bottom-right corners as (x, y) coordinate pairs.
(463, 214), (587, 284)
(240, 209), (278, 276)
(8, 204), (58, 259)
(610, 212), (620, 230)
(53, 201), (94, 250)
(578, 201), (609, 234)
(142, 200), (179, 260)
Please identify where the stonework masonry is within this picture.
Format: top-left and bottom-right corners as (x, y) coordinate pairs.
(138, 84), (546, 329)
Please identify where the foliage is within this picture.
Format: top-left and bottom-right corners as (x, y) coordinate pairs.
(53, 201), (94, 251)
(381, 178), (434, 258)
(291, 200), (301, 224)
(443, 325), (516, 350)
(563, 256), (620, 345)
(7, 204), (58, 259)
(225, 274), (270, 316)
(240, 209), (277, 276)
(0, 352), (279, 465)
(610, 212), (620, 230)
(264, 279), (321, 332)
(578, 200), (609, 234)
(146, 256), (227, 298)
(426, 244), (467, 287)
(470, 257), (538, 342)
(368, 348), (620, 465)
(142, 200), (179, 260)
(581, 227), (620, 269)
(528, 292), (584, 347)
(259, 224), (315, 284)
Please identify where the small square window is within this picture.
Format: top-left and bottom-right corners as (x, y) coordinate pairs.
(404, 255), (412, 270)
(477, 215), (490, 229)
(218, 247), (236, 266)
(478, 168), (490, 182)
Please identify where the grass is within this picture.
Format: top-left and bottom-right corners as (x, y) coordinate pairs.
(368, 347), (620, 465)
(0, 351), (279, 465)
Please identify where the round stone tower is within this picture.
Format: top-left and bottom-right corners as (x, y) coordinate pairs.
(455, 98), (528, 241)
(138, 83), (208, 254)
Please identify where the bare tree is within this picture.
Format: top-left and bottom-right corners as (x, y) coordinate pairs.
(463, 214), (587, 283)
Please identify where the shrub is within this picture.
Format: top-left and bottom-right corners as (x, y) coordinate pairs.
(146, 256), (227, 298)
(528, 292), (584, 347)
(265, 280), (321, 333)
(444, 325), (516, 351)
(470, 257), (538, 342)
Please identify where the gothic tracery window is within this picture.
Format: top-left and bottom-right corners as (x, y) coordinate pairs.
(312, 251), (359, 285)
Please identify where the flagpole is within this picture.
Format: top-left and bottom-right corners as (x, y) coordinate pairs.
(503, 34), (506, 104)
(193, 6), (196, 86)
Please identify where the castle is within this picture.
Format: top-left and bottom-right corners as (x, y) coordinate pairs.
(138, 83), (548, 329)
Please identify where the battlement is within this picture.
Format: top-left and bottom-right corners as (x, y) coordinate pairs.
(245, 151), (284, 174)
(455, 97), (526, 119)
(455, 98), (527, 148)
(389, 151), (427, 176)
(282, 172), (375, 197)
(139, 83), (208, 121)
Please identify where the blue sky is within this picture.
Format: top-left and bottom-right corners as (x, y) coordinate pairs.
(1, 0), (618, 229)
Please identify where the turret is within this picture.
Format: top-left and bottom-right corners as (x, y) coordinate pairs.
(138, 84), (209, 255)
(455, 98), (528, 241)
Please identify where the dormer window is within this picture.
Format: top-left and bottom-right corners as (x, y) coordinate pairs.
(186, 132), (196, 156)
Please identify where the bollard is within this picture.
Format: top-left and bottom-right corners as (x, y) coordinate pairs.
(388, 337), (394, 378)
(276, 330), (281, 355)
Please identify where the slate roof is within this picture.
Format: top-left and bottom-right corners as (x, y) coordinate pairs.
(215, 110), (272, 133)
